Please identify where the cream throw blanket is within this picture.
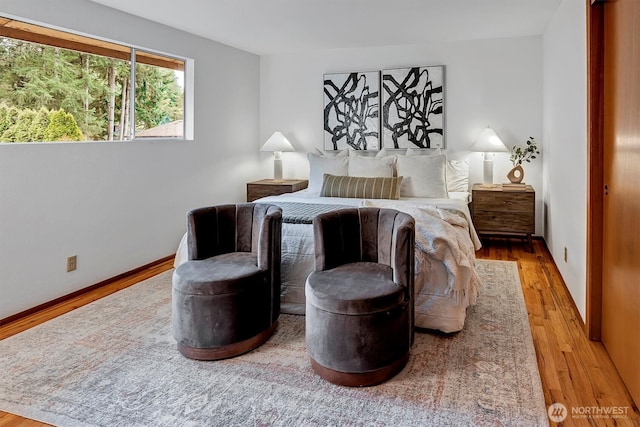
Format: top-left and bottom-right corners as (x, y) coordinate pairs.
(361, 199), (482, 307)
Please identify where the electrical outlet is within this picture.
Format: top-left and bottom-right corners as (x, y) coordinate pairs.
(564, 247), (568, 263)
(67, 255), (77, 272)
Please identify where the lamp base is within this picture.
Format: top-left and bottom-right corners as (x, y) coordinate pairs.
(482, 153), (495, 185)
(273, 153), (283, 181)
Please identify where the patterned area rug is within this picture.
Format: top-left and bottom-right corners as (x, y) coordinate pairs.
(0, 260), (548, 426)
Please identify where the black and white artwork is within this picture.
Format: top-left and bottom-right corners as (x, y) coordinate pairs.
(382, 66), (444, 149)
(323, 71), (380, 150)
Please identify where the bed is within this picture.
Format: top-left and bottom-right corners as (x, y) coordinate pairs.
(175, 149), (483, 333)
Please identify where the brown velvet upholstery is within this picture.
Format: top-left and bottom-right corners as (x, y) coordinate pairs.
(172, 203), (282, 360)
(305, 207), (415, 386)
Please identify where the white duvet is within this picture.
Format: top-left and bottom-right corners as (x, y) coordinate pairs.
(174, 191), (482, 333)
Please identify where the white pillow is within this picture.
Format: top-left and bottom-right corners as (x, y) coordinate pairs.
(307, 153), (349, 195)
(405, 147), (443, 156)
(314, 147), (348, 157)
(375, 148), (392, 158)
(348, 149), (377, 157)
(348, 155), (395, 178)
(395, 154), (448, 198)
(446, 158), (470, 192)
(404, 148), (469, 192)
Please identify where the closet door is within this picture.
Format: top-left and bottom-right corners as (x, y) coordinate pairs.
(602, 0), (640, 407)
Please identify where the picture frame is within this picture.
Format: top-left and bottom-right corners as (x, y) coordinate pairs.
(381, 65), (444, 149)
(323, 71), (380, 150)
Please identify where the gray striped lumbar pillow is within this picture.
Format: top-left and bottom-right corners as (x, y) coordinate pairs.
(319, 174), (403, 199)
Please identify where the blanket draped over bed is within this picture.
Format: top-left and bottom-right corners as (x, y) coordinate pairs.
(361, 200), (481, 305)
(174, 193), (482, 333)
(273, 202), (350, 224)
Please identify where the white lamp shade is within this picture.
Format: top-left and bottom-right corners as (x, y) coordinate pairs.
(260, 131), (295, 152)
(469, 127), (508, 152)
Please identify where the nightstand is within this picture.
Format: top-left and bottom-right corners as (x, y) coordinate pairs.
(246, 179), (308, 202)
(471, 184), (535, 251)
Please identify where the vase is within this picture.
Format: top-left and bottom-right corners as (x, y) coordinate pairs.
(507, 165), (524, 183)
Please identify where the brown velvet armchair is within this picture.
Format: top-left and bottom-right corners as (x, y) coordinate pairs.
(172, 203), (282, 360)
(305, 207), (415, 386)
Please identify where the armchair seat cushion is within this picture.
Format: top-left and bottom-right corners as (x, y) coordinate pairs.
(306, 262), (404, 315)
(173, 253), (265, 296)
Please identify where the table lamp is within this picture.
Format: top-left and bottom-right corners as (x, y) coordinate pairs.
(260, 131), (295, 181)
(469, 126), (508, 185)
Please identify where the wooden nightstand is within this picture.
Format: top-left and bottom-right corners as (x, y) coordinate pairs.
(471, 183), (535, 251)
(246, 179), (308, 202)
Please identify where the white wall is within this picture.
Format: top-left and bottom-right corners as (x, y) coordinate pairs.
(0, 0), (262, 319)
(260, 37), (544, 233)
(542, 0), (588, 320)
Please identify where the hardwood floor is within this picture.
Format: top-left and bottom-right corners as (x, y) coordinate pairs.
(1, 242), (638, 426)
(477, 237), (639, 426)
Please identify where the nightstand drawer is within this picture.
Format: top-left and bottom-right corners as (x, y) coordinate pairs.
(246, 179), (308, 202)
(248, 184), (291, 200)
(473, 191), (533, 212)
(473, 211), (535, 234)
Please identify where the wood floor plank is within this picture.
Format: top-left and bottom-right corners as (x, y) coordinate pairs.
(1, 241), (639, 425)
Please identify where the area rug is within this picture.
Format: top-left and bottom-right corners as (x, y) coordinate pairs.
(0, 260), (548, 426)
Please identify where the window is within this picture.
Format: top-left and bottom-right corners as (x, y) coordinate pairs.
(0, 16), (186, 143)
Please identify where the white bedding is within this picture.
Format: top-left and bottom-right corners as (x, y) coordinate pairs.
(174, 190), (482, 333)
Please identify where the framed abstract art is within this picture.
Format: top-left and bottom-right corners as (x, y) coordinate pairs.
(381, 66), (444, 149)
(323, 71), (380, 151)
